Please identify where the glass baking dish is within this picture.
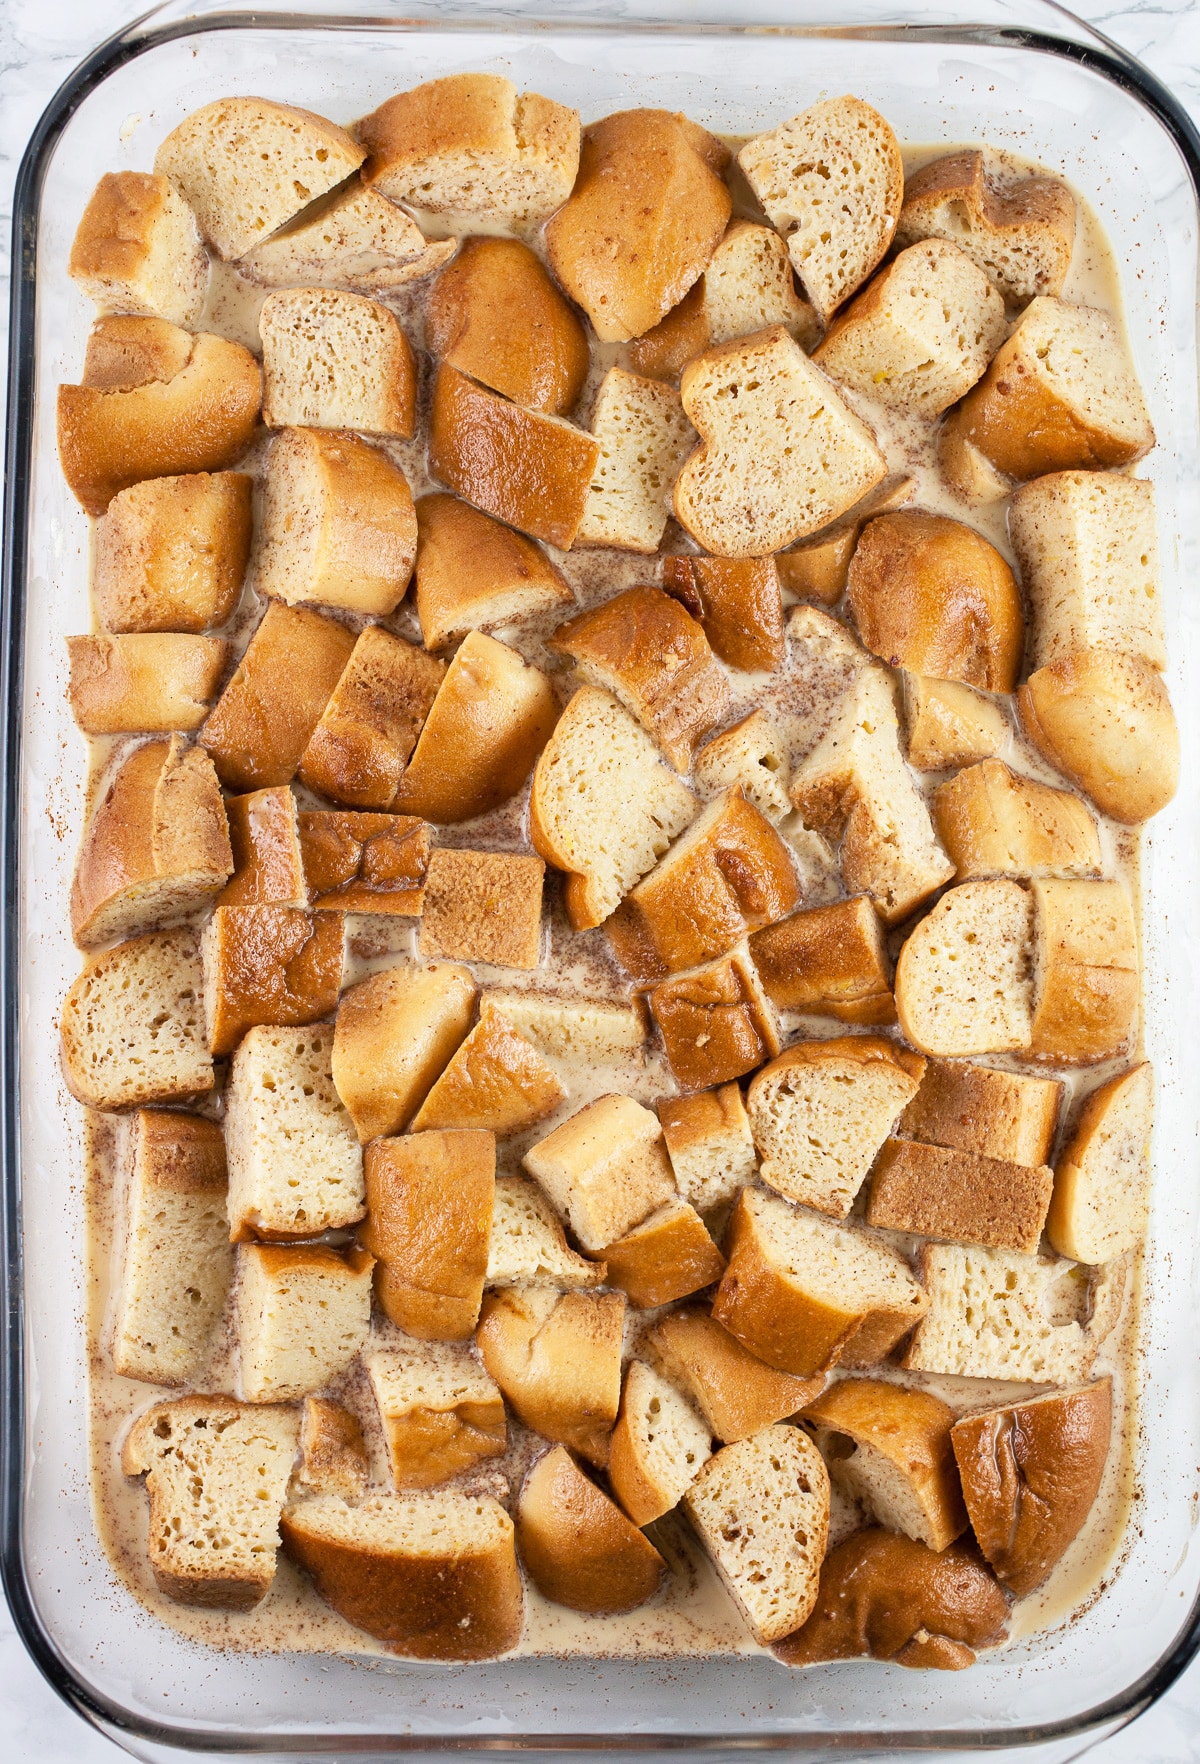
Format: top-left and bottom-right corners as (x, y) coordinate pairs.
(4, 0), (1200, 1756)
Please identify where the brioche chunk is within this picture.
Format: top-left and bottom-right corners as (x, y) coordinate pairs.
(774, 472), (915, 606)
(530, 687), (697, 931)
(94, 471), (251, 634)
(739, 98), (903, 324)
(658, 1083), (757, 1214)
(898, 1058), (1061, 1168)
(904, 676), (1008, 772)
(649, 943), (782, 1092)
(486, 1174), (605, 1290)
(237, 1242), (373, 1402)
(523, 1093), (676, 1254)
(123, 1397), (299, 1610)
(201, 905), (343, 1057)
(414, 494), (574, 651)
(260, 290), (415, 436)
(219, 787), (307, 909)
(238, 180), (454, 291)
(1030, 879), (1137, 1065)
(662, 557), (784, 677)
(805, 1378), (967, 1552)
(866, 1138), (1054, 1253)
(746, 1038), (924, 1217)
(609, 1360), (712, 1525)
(411, 1003), (566, 1136)
(366, 1341), (506, 1491)
(649, 1308), (823, 1444)
(694, 712), (790, 825)
(61, 930), (212, 1110)
(1017, 649), (1179, 825)
(360, 1129), (494, 1340)
(358, 73), (579, 222)
(685, 1425), (830, 1645)
(1048, 1063), (1153, 1264)
(517, 1446), (666, 1615)
(846, 511), (1023, 693)
(418, 849), (545, 972)
(903, 1244), (1095, 1382)
(298, 627), (445, 811)
(112, 1111), (231, 1384)
(299, 811), (429, 915)
(576, 369), (695, 553)
(749, 897), (895, 1026)
(477, 1287), (625, 1467)
(201, 602), (357, 792)
(715, 1187), (928, 1377)
(601, 1198), (725, 1309)
(545, 109), (730, 342)
(933, 759), (1100, 881)
(897, 149), (1076, 303)
(67, 634), (228, 735)
(80, 311), (192, 386)
(484, 989), (644, 1064)
(297, 1398), (370, 1502)
(392, 631), (559, 824)
(815, 241), (1006, 417)
(253, 429), (417, 618)
(673, 328), (888, 557)
(332, 962), (476, 1144)
(225, 1024), (363, 1240)
(1009, 471), (1164, 671)
(71, 738), (232, 947)
(70, 171), (207, 324)
(894, 879), (1034, 1057)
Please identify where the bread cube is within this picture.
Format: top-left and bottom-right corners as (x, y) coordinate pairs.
(218, 787), (307, 909)
(649, 1308), (823, 1445)
(896, 149), (1076, 304)
(1047, 1062), (1153, 1264)
(748, 897), (895, 1026)
(1030, 878), (1137, 1064)
(486, 1174), (605, 1291)
(662, 555), (784, 674)
(260, 289), (415, 435)
(866, 1138), (1054, 1253)
(67, 633), (228, 735)
(414, 493), (574, 652)
(238, 179), (454, 291)
(201, 905), (343, 1056)
(517, 1445), (666, 1615)
(694, 712), (790, 823)
(61, 930), (213, 1110)
(483, 990), (644, 1065)
(805, 1378), (967, 1553)
(575, 368), (695, 554)
(903, 1244), (1095, 1382)
(418, 849), (545, 971)
(658, 1082), (757, 1214)
(298, 810), (429, 915)
(898, 1058), (1062, 1168)
(903, 675), (1008, 771)
(648, 942), (782, 1092)
(360, 1129), (494, 1339)
(523, 1093), (676, 1253)
(236, 1241), (372, 1402)
(933, 759), (1100, 881)
(601, 1197), (724, 1310)
(608, 1360), (712, 1526)
(297, 1398), (369, 1502)
(298, 626), (445, 811)
(1017, 649), (1179, 825)
(70, 171), (208, 324)
(895, 879), (1034, 1058)
(331, 962), (476, 1143)
(411, 1002), (566, 1136)
(476, 1286), (625, 1466)
(81, 311), (192, 386)
(94, 471), (250, 634)
(365, 1340), (506, 1492)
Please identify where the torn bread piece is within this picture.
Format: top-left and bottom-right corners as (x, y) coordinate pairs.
(94, 471), (250, 634)
(694, 712), (790, 824)
(658, 1083), (757, 1215)
(219, 786), (307, 909)
(483, 990), (644, 1065)
(297, 1398), (370, 1503)
(866, 1138), (1054, 1254)
(260, 289), (415, 436)
(67, 634), (228, 735)
(898, 1058), (1062, 1169)
(517, 1445), (666, 1615)
(600, 1198), (725, 1310)
(648, 1308), (824, 1445)
(61, 929), (213, 1110)
(1047, 1062), (1153, 1264)
(411, 1003), (566, 1137)
(649, 942), (782, 1092)
(486, 1174), (605, 1291)
(418, 849), (545, 972)
(775, 472), (916, 607)
(238, 179), (455, 291)
(932, 759), (1101, 881)
(903, 675), (1008, 772)
(523, 1094), (676, 1254)
(70, 170), (208, 325)
(360, 1129), (494, 1340)
(297, 625), (445, 812)
(903, 1244), (1100, 1383)
(366, 1339), (506, 1492)
(236, 1241), (373, 1402)
(896, 149), (1075, 304)
(332, 962), (476, 1144)
(299, 811), (429, 915)
(608, 1360), (712, 1525)
(414, 493), (574, 652)
(894, 878), (1034, 1058)
(748, 897), (895, 1026)
(1029, 878), (1138, 1066)
(200, 904), (343, 1057)
(575, 368), (695, 553)
(804, 1377), (967, 1552)
(1017, 648), (1179, 825)
(663, 556), (785, 676)
(477, 1287), (625, 1467)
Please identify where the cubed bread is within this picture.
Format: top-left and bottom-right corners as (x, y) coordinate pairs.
(94, 471), (251, 633)
(425, 235), (588, 415)
(805, 1377), (967, 1552)
(299, 811), (430, 915)
(236, 1241), (373, 1402)
(429, 364), (599, 550)
(746, 1037), (925, 1217)
(903, 675), (1009, 771)
(648, 1308), (823, 1444)
(219, 787), (307, 909)
(201, 601), (357, 791)
(260, 289), (415, 436)
(297, 1398), (370, 1502)
(1009, 470), (1164, 670)
(112, 1110), (231, 1384)
(866, 1138), (1054, 1253)
(693, 712), (790, 825)
(411, 1002), (566, 1136)
(951, 1380), (1112, 1596)
(774, 1528), (1009, 1669)
(648, 942), (782, 1092)
(1047, 1062), (1153, 1264)
(608, 1360), (712, 1525)
(58, 321), (261, 515)
(331, 962), (476, 1143)
(684, 1424), (830, 1645)
(281, 1491), (523, 1658)
(658, 1083), (757, 1214)
(529, 686), (698, 931)
(476, 1287), (625, 1466)
(902, 1244), (1095, 1382)
(517, 1445), (666, 1615)
(738, 97), (903, 325)
(71, 737), (232, 946)
(932, 759), (1101, 880)
(713, 1187), (928, 1377)
(1030, 878), (1138, 1065)
(70, 171), (208, 324)
(545, 109), (730, 342)
(122, 1397), (299, 1609)
(814, 240), (1006, 417)
(418, 849), (545, 971)
(60, 929), (213, 1110)
(155, 96), (365, 259)
(414, 493), (574, 652)
(224, 1023), (363, 1239)
(523, 1093), (676, 1254)
(942, 297), (1155, 481)
(237, 179), (455, 290)
(898, 1058), (1062, 1167)
(575, 368), (695, 553)
(357, 72), (579, 221)
(601, 1198), (725, 1309)
(201, 905), (343, 1057)
(1017, 648), (1179, 824)
(673, 327), (888, 557)
(366, 1340), (506, 1491)
(253, 428), (417, 617)
(894, 878), (1034, 1057)
(661, 555), (784, 674)
(360, 1129), (494, 1339)
(391, 631), (559, 824)
(66, 634), (228, 735)
(748, 897), (895, 1026)
(896, 149), (1075, 303)
(297, 626), (445, 811)
(482, 990), (644, 1064)
(846, 510), (1023, 692)
(486, 1174), (605, 1291)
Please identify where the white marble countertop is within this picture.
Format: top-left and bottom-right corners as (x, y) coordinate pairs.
(3, 0), (1200, 1758)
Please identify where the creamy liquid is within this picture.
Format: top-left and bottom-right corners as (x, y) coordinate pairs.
(84, 140), (1142, 1662)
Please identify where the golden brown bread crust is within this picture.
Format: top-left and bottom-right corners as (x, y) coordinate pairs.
(627, 279), (710, 381)
(898, 149), (1075, 301)
(203, 905), (344, 1057)
(298, 627), (445, 811)
(298, 1398), (370, 1502)
(932, 759), (1100, 881)
(132, 1108), (227, 1194)
(66, 634), (229, 736)
(82, 313), (193, 387)
(648, 1307), (824, 1444)
(359, 1130), (494, 1340)
(951, 1380), (1112, 1597)
(331, 962), (476, 1144)
(476, 1288), (625, 1468)
(414, 493), (574, 652)
(377, 1392), (507, 1494)
(425, 237), (589, 415)
(1029, 878), (1138, 1065)
(897, 1058), (1062, 1167)
(94, 471), (251, 634)
(298, 810), (430, 915)
(418, 849), (545, 971)
(600, 1200), (725, 1309)
(516, 1446), (666, 1615)
(410, 1002), (565, 1137)
(748, 897), (895, 1025)
(218, 786), (306, 909)
(69, 170), (189, 290)
(649, 944), (782, 1092)
(865, 1138), (1054, 1254)
(775, 473), (916, 607)
(661, 555), (785, 673)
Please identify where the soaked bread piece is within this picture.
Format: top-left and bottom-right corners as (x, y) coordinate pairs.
(70, 171), (208, 325)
